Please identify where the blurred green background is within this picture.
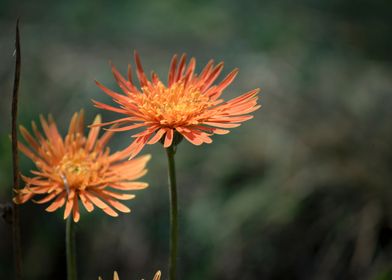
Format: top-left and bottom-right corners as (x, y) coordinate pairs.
(1, 0), (392, 279)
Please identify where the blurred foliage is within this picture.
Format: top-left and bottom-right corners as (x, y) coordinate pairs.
(1, 0), (392, 279)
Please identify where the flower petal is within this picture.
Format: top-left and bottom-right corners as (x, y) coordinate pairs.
(163, 128), (174, 148)
(86, 115), (101, 151)
(134, 50), (149, 87)
(79, 191), (94, 212)
(109, 182), (149, 190)
(147, 128), (166, 145)
(83, 191), (118, 217)
(168, 54), (178, 86)
(63, 191), (75, 219)
(72, 194), (80, 222)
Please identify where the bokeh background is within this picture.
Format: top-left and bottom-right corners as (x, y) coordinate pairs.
(1, 0), (392, 279)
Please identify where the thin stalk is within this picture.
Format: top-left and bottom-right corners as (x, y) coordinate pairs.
(66, 217), (77, 280)
(11, 19), (22, 280)
(166, 145), (178, 280)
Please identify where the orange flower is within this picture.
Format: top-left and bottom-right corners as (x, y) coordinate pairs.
(94, 52), (261, 158)
(98, 270), (161, 280)
(13, 111), (151, 222)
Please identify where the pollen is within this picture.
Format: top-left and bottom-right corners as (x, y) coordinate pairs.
(55, 149), (97, 189)
(138, 81), (212, 127)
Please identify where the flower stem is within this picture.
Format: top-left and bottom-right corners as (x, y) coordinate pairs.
(166, 145), (178, 280)
(66, 217), (77, 280)
(11, 19), (22, 280)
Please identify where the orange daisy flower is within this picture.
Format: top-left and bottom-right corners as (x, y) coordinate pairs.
(13, 111), (151, 222)
(93, 51), (261, 158)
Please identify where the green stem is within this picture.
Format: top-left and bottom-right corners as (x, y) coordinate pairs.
(66, 217), (77, 280)
(166, 145), (178, 280)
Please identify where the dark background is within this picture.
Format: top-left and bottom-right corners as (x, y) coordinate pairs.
(1, 0), (392, 279)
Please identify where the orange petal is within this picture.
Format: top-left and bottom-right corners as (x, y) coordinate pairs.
(92, 100), (129, 114)
(128, 135), (151, 160)
(48, 115), (65, 152)
(101, 190), (136, 200)
(109, 154), (151, 173)
(111, 62), (138, 93)
(96, 128), (116, 149)
(96, 191), (131, 213)
(109, 182), (149, 190)
(63, 191), (75, 219)
(77, 110), (85, 134)
(19, 125), (40, 151)
(39, 115), (54, 141)
(198, 59), (214, 81)
(209, 68), (239, 100)
(13, 192), (34, 204)
(83, 192), (107, 208)
(45, 192), (66, 212)
(79, 191), (94, 212)
(208, 115), (254, 123)
(151, 71), (160, 85)
(168, 54), (178, 86)
(164, 128), (173, 148)
(106, 169), (148, 182)
(189, 128), (212, 144)
(148, 128), (166, 145)
(134, 50), (148, 87)
(67, 112), (79, 136)
(83, 192), (118, 217)
(86, 115), (101, 151)
(33, 192), (57, 204)
(224, 88), (260, 105)
(176, 127), (203, 145)
(184, 57), (196, 78)
(72, 194), (80, 222)
(225, 103), (261, 115)
(201, 62), (224, 90)
(108, 135), (150, 162)
(175, 54), (187, 82)
(203, 122), (241, 128)
(104, 123), (146, 132)
(131, 125), (160, 138)
(18, 142), (41, 163)
(90, 117), (141, 127)
(127, 64), (138, 92)
(31, 121), (45, 143)
(95, 81), (139, 112)
(193, 125), (230, 135)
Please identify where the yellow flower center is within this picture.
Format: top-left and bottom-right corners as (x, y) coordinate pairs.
(138, 81), (212, 127)
(56, 149), (98, 189)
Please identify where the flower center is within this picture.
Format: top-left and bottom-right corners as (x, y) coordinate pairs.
(138, 81), (212, 127)
(56, 149), (97, 189)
